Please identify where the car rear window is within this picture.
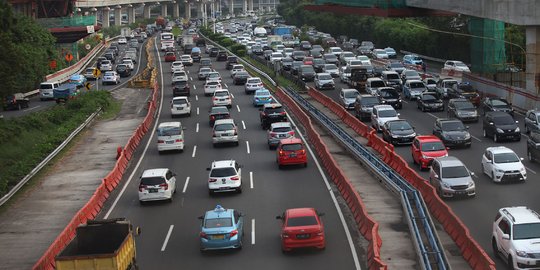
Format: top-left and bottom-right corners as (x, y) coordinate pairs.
(40, 84), (53, 89)
(157, 126), (181, 136)
(265, 107), (284, 114)
(214, 123), (235, 131)
(210, 167), (237, 177)
(410, 82), (425, 88)
(386, 74), (399, 80)
(140, 177), (165, 186)
(282, 143), (302, 151)
(205, 218), (232, 228)
(173, 99), (188, 105)
(272, 127), (291, 133)
(420, 142), (445, 151)
(371, 81), (386, 88)
(215, 91), (229, 97)
(287, 216), (318, 227)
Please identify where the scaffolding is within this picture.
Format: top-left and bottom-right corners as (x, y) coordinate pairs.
(468, 17), (506, 73)
(314, 0), (407, 8)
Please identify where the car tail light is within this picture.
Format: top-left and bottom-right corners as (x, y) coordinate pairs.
(212, 97), (217, 101)
(300, 149), (306, 155)
(200, 232), (208, 239)
(280, 112), (286, 115)
(229, 230), (238, 237)
(270, 132), (277, 137)
(288, 131), (295, 136)
(279, 150), (286, 156)
(213, 131), (217, 137)
(157, 140), (164, 143)
(175, 139), (183, 142)
(138, 184), (146, 192)
(233, 127), (238, 135)
(231, 176), (239, 181)
(211, 115), (215, 120)
(159, 183), (169, 190)
(209, 178), (217, 182)
(316, 230), (324, 236)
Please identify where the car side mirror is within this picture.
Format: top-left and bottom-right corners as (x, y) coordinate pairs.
(397, 113), (401, 116)
(275, 215), (282, 220)
(466, 126), (470, 129)
(516, 120), (519, 124)
(502, 234), (510, 240)
(433, 174), (439, 179)
(470, 172), (475, 176)
(520, 157), (524, 161)
(206, 168), (211, 171)
(489, 122), (494, 125)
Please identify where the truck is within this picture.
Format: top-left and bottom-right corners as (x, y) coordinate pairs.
(253, 27), (267, 37)
(155, 16), (166, 29)
(348, 66), (369, 91)
(272, 26), (292, 36)
(53, 83), (79, 104)
(435, 78), (460, 99)
(267, 35), (283, 50)
(120, 27), (131, 39)
(55, 219), (139, 270)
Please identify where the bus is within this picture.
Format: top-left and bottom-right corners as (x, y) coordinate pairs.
(160, 32), (174, 41)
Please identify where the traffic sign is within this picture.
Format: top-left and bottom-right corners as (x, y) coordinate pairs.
(65, 53), (73, 62)
(92, 68), (101, 78)
(84, 82), (91, 90)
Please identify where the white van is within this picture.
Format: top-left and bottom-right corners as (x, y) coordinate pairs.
(39, 81), (60, 101)
(156, 122), (185, 153)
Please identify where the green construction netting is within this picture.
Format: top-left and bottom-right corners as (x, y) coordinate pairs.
(313, 0), (407, 8)
(36, 15), (96, 28)
(468, 17), (506, 73)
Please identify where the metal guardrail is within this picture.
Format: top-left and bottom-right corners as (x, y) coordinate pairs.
(282, 86), (450, 270)
(0, 108), (102, 207)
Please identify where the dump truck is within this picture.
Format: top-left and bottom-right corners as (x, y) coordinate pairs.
(55, 219), (139, 270)
(348, 66), (369, 91)
(53, 83), (79, 104)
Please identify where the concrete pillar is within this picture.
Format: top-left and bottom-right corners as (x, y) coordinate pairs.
(127, 6), (135, 24)
(243, 0), (247, 13)
(161, 3), (168, 17)
(114, 6), (121, 26)
(143, 5), (151, 18)
(101, 7), (110, 27)
(173, 2), (180, 18)
(204, 3), (208, 26)
(210, 1), (215, 18)
(198, 1), (203, 18)
(526, 26), (540, 103)
(248, 0), (253, 11)
(229, 0), (233, 15)
(185, 2), (191, 19)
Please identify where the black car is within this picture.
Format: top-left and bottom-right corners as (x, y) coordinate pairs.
(382, 119), (416, 145)
(447, 98), (479, 122)
(209, 106), (230, 126)
(323, 54), (339, 65)
(196, 38), (206, 47)
(432, 118), (471, 148)
(172, 80), (190, 96)
(299, 65), (316, 82)
(291, 51), (306, 61)
(216, 51), (228, 61)
(209, 47), (219, 57)
(260, 103), (287, 129)
(3, 93), (29, 111)
(417, 92), (444, 112)
(527, 130), (540, 162)
(310, 49), (322, 58)
(104, 52), (115, 63)
(291, 61), (303, 75)
(377, 87), (402, 109)
(115, 64), (131, 77)
(482, 97), (514, 116)
(482, 111), (520, 142)
(233, 71), (250, 85)
(354, 94), (380, 121)
(226, 56), (238, 70)
(281, 57), (293, 71)
(312, 58), (326, 73)
(183, 44), (194, 54)
(300, 41), (312, 50)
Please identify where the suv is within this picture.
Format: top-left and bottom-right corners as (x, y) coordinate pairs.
(354, 94), (380, 121)
(481, 146), (526, 182)
(524, 110), (540, 134)
(299, 65), (316, 82)
(429, 156), (475, 198)
(482, 111), (520, 142)
(260, 103), (287, 129)
(482, 97), (514, 116)
(267, 122), (295, 149)
(380, 71), (402, 90)
(212, 119), (239, 147)
(314, 73), (335, 90)
(527, 130), (540, 162)
(492, 206), (540, 269)
(207, 160), (242, 195)
(3, 93), (29, 111)
(377, 87), (402, 110)
(209, 106), (230, 126)
(226, 56), (238, 70)
(138, 168), (177, 204)
(371, 104), (399, 132)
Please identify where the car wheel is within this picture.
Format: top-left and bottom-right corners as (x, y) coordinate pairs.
(139, 200), (145, 206)
(525, 125), (530, 134)
(278, 164), (283, 170)
(237, 186), (242, 193)
(491, 171), (496, 182)
(208, 190), (214, 196)
(528, 151), (534, 162)
(494, 134), (498, 143)
(419, 161), (423, 171)
(304, 163), (308, 168)
(437, 186), (443, 197)
(491, 238), (500, 259)
(507, 256), (514, 270)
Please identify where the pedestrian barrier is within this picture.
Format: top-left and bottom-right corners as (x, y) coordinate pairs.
(129, 38), (156, 88)
(32, 78), (160, 270)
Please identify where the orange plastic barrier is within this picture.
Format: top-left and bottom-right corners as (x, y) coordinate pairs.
(33, 82), (160, 270)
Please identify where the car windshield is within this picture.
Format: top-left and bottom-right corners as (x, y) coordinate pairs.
(493, 153), (520, 163)
(208, 73), (220, 79)
(215, 91), (229, 97)
(421, 142), (445, 151)
(491, 99), (509, 107)
(204, 217), (232, 228)
(256, 90), (270, 96)
(319, 74), (333, 80)
(248, 79), (261, 84)
(422, 95), (437, 101)
(493, 115), (515, 125)
(211, 107), (228, 114)
(206, 81), (219, 86)
(140, 177), (165, 186)
(173, 99), (187, 105)
(266, 107), (284, 114)
(410, 82), (425, 88)
(441, 166), (470, 178)
(455, 62), (468, 68)
(343, 52), (354, 57)
(173, 81), (187, 86)
(386, 74), (400, 80)
(381, 90), (399, 99)
(371, 81), (386, 87)
(287, 216), (318, 227)
(214, 123), (235, 131)
(390, 62), (403, 68)
(441, 121), (466, 131)
(454, 101), (475, 109)
(301, 66), (314, 72)
(343, 91), (358, 99)
(200, 68), (211, 73)
(379, 109), (397, 117)
(210, 167), (236, 177)
(325, 64), (338, 70)
(362, 97), (379, 105)
(157, 126), (181, 136)
(273, 126), (292, 132)
(388, 121), (411, 130)
(513, 223), (540, 240)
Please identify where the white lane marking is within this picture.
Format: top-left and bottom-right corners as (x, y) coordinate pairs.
(195, 95), (198, 101)
(23, 105), (42, 112)
(197, 107), (199, 115)
(472, 135), (482, 142)
(224, 83), (228, 88)
(250, 171), (253, 189)
(242, 120), (246, 130)
(192, 145), (197, 158)
(427, 112), (438, 119)
(288, 116), (361, 270)
(182, 177), (190, 193)
(522, 133), (530, 139)
(251, 219), (255, 245)
(193, 85), (196, 90)
(196, 123), (199, 133)
(236, 105), (241, 112)
(190, 77), (193, 81)
(246, 141), (250, 154)
(105, 38), (165, 219)
(402, 100), (409, 104)
(161, 225), (174, 251)
(187, 70), (190, 74)
(231, 93), (235, 99)
(525, 166), (537, 175)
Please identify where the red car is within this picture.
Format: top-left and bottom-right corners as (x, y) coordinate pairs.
(276, 138), (307, 168)
(276, 208), (326, 252)
(411, 135), (448, 170)
(164, 52), (176, 62)
(303, 57), (314, 66)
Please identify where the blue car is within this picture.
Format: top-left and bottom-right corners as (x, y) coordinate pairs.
(252, 89), (274, 106)
(68, 74), (87, 88)
(403, 54), (423, 66)
(199, 205), (244, 251)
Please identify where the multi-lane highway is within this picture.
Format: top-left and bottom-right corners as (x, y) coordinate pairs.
(99, 37), (362, 269)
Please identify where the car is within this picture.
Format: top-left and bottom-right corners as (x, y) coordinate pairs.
(99, 60), (113, 71)
(310, 49), (322, 58)
(263, 50), (274, 61)
(206, 72), (222, 83)
(384, 47), (397, 58)
(312, 58), (326, 73)
(372, 49), (388, 59)
(212, 119), (239, 147)
(429, 156), (475, 198)
(83, 68), (98, 81)
(447, 82), (481, 106)
(482, 111), (520, 142)
(2, 93), (29, 111)
(180, 54), (193, 66)
(213, 89), (232, 108)
(377, 87), (402, 110)
(339, 88), (359, 110)
(164, 52), (176, 62)
(156, 121), (185, 153)
(104, 52), (116, 63)
(122, 59), (135, 70)
(322, 64), (339, 78)
(198, 205), (244, 251)
(209, 106), (230, 126)
(401, 70), (422, 85)
(118, 37), (127, 44)
(276, 208), (325, 252)
(281, 57), (294, 71)
(435, 78), (459, 99)
(200, 58), (212, 68)
(432, 118), (471, 148)
(269, 52), (283, 63)
(366, 78), (386, 96)
(68, 74), (87, 88)
(381, 70), (402, 91)
(233, 71), (250, 85)
(291, 61), (303, 75)
(226, 56), (239, 69)
(303, 57), (314, 66)
(444, 60), (470, 73)
(339, 66), (353, 84)
(354, 94), (380, 121)
(172, 80), (190, 96)
(417, 92), (444, 112)
(447, 98), (479, 122)
(191, 47), (202, 62)
(171, 61), (184, 73)
(300, 40), (312, 50)
(371, 105), (400, 132)
(482, 97), (514, 116)
(403, 54), (423, 66)
(524, 110), (540, 134)
(328, 46), (343, 57)
(267, 122), (295, 149)
(252, 88), (274, 106)
(170, 96), (191, 117)
(39, 81), (60, 100)
(251, 44), (263, 55)
(115, 64), (131, 77)
(260, 103), (287, 129)
(481, 146), (526, 182)
(314, 73), (335, 91)
(385, 61), (406, 74)
(424, 77), (438, 91)
(276, 137), (308, 168)
(527, 130), (540, 162)
(245, 77), (263, 94)
(492, 206), (540, 269)
(339, 51), (356, 65)
(291, 50), (306, 61)
(137, 168), (177, 204)
(209, 47), (219, 57)
(323, 53), (339, 65)
(411, 135), (448, 170)
(102, 71), (120, 85)
(197, 67), (213, 80)
(204, 80), (222, 96)
(206, 160), (242, 194)
(172, 71), (188, 82)
(230, 64), (245, 78)
(382, 119), (416, 145)
(299, 65), (316, 82)
(402, 80), (427, 101)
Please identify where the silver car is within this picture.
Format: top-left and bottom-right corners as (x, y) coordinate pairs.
(429, 156), (475, 198)
(212, 119), (239, 146)
(339, 89), (359, 110)
(314, 73), (335, 90)
(267, 122), (295, 149)
(322, 64), (340, 78)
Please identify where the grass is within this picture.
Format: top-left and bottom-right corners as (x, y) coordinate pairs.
(172, 26), (182, 38)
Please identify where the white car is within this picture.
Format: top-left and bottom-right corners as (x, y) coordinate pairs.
(372, 49), (389, 59)
(340, 51), (356, 64)
(138, 168), (177, 204)
(207, 160), (242, 194)
(156, 121), (185, 152)
(356, 55), (372, 66)
(204, 80), (222, 96)
(328, 46), (343, 57)
(118, 37), (127, 44)
(122, 59), (134, 70)
(171, 61), (184, 73)
(283, 48), (294, 58)
(171, 96), (191, 117)
(212, 119), (239, 146)
(371, 105), (400, 132)
(102, 71), (120, 85)
(172, 71), (188, 82)
(161, 41), (174, 51)
(100, 60), (112, 71)
(270, 52), (283, 63)
(444, 60), (471, 73)
(492, 206), (540, 270)
(245, 77), (263, 94)
(212, 89), (232, 108)
(206, 72), (222, 83)
(275, 45), (285, 54)
(180, 54), (193, 66)
(322, 64), (339, 78)
(230, 64), (245, 78)
(481, 146), (526, 182)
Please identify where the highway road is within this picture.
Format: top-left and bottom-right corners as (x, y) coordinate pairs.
(0, 38), (149, 119)
(99, 37), (362, 269)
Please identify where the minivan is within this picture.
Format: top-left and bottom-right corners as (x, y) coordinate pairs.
(39, 81), (60, 101)
(156, 122), (185, 153)
(191, 47), (201, 62)
(429, 156), (475, 198)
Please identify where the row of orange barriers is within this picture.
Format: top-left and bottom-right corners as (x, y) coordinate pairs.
(32, 82), (160, 270)
(306, 86), (496, 270)
(274, 87), (387, 270)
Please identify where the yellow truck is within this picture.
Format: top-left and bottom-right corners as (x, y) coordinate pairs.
(55, 219), (139, 270)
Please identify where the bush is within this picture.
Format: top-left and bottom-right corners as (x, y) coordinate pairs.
(235, 49), (246, 57)
(219, 38), (234, 47)
(230, 43), (247, 55)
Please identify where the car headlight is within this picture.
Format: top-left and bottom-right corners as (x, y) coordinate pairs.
(520, 167), (526, 173)
(398, 99), (402, 102)
(516, 250), (530, 258)
(422, 154), (430, 159)
(496, 128), (504, 133)
(515, 127), (520, 132)
(468, 181), (475, 188)
(464, 133), (471, 139)
(496, 169), (505, 173)
(442, 182), (450, 188)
